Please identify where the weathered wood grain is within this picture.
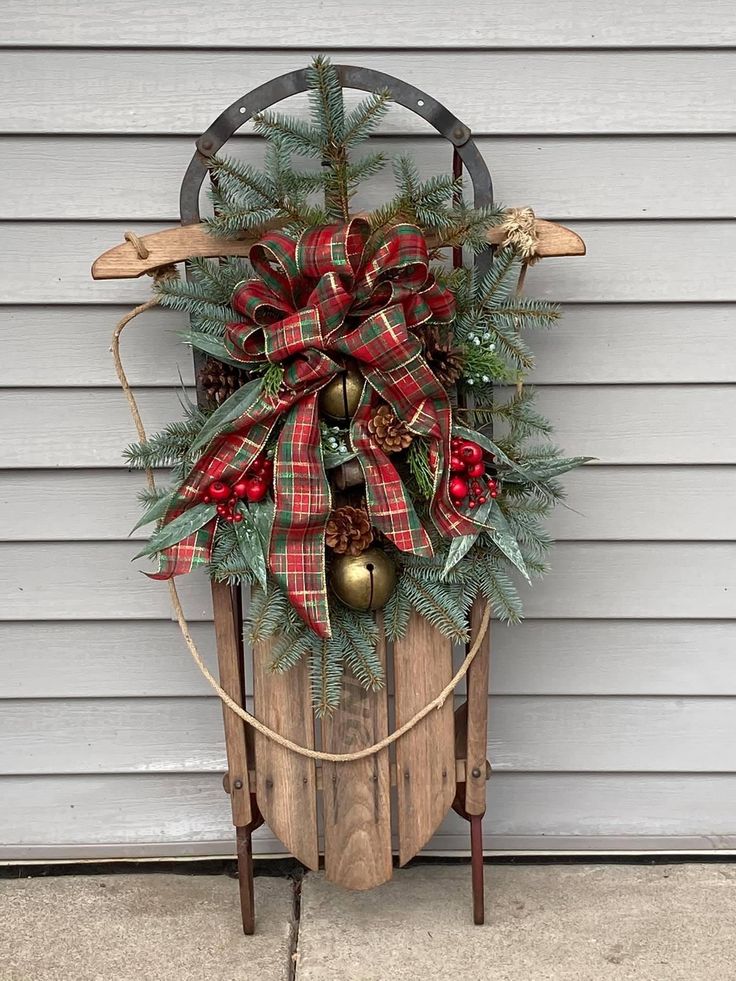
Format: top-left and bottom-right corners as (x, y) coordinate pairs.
(463, 599), (491, 815)
(5, 1), (733, 47)
(251, 641), (319, 870)
(394, 613), (456, 864)
(90, 219), (584, 280)
(5, 305), (736, 387)
(2, 52), (734, 135)
(4, 620), (736, 699)
(211, 581), (250, 826)
(2, 541), (734, 621)
(322, 623), (392, 890)
(4, 221), (733, 305)
(5, 137), (734, 221)
(5, 466), (736, 542)
(4, 386), (736, 468)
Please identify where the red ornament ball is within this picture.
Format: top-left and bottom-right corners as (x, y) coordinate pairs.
(244, 476), (268, 502)
(209, 480), (231, 502)
(449, 476), (468, 501)
(460, 441), (483, 465)
(466, 461), (485, 478)
(450, 454), (465, 472)
(232, 481), (249, 499)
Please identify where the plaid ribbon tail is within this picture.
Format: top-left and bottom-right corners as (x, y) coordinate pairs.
(351, 387), (433, 556)
(147, 519), (217, 580)
(269, 394), (333, 638)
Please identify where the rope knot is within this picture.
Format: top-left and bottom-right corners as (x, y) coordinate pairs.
(499, 207), (540, 264)
(124, 230), (150, 260)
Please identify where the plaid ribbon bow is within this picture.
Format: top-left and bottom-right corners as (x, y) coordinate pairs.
(151, 218), (481, 637)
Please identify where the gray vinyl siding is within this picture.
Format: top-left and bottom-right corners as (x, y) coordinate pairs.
(1, 1), (735, 860)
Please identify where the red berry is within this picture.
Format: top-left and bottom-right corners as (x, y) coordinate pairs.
(209, 480), (231, 502)
(460, 442), (483, 465)
(478, 496), (487, 504)
(450, 455), (466, 473)
(233, 513), (243, 523)
(468, 500), (476, 508)
(490, 490), (498, 498)
(226, 514), (235, 522)
(244, 476), (268, 502)
(216, 504), (228, 516)
(467, 462), (485, 478)
(451, 437), (461, 448)
(232, 481), (249, 499)
(449, 476), (468, 500)
(202, 493), (211, 504)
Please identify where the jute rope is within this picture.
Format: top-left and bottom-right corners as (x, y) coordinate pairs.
(111, 252), (490, 763)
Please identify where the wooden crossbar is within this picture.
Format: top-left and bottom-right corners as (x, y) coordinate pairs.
(91, 218), (585, 281)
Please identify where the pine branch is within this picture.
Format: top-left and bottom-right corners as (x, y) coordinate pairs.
(136, 485), (174, 508)
(156, 257), (248, 334)
(406, 438), (434, 500)
(310, 638), (343, 717)
(471, 555), (524, 624)
(401, 576), (471, 643)
(343, 89), (392, 147)
(124, 407), (208, 471)
(476, 246), (521, 306)
(252, 112), (323, 157)
(209, 521), (257, 585)
(334, 609), (384, 690)
(383, 577), (412, 640)
(269, 628), (315, 673)
(247, 580), (290, 642)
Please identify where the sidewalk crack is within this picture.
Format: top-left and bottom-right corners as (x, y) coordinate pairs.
(287, 869), (306, 980)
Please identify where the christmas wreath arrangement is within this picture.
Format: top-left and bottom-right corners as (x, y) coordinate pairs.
(125, 57), (587, 715)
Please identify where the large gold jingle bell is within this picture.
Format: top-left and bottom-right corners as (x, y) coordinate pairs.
(319, 369), (364, 422)
(330, 547), (397, 612)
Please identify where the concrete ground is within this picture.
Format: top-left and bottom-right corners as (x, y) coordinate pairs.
(1, 864), (735, 981)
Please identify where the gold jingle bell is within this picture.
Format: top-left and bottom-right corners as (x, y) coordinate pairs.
(330, 547), (397, 612)
(319, 369), (363, 422)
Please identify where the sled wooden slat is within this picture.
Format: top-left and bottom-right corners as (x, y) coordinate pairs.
(252, 641), (319, 870)
(91, 219), (586, 280)
(211, 582), (252, 827)
(322, 620), (392, 891)
(394, 612), (456, 865)
(464, 597), (491, 815)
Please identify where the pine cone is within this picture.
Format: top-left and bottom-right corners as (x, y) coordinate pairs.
(368, 404), (413, 454)
(418, 326), (464, 389)
(199, 357), (244, 407)
(325, 506), (373, 556)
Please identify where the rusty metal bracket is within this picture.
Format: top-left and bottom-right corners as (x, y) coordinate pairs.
(179, 64), (493, 224)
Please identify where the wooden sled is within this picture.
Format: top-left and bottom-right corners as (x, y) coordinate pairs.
(93, 65), (584, 934)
